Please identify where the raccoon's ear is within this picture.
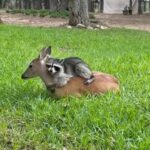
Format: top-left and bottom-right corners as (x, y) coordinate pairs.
(39, 46), (52, 60)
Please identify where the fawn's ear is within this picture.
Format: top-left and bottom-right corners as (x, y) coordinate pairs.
(39, 46), (51, 60)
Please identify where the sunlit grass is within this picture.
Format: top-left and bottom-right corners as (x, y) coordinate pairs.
(0, 25), (150, 149)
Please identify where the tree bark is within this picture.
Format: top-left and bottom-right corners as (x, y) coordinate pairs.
(69, 0), (89, 26)
(0, 0), (2, 8)
(41, 0), (45, 10)
(0, 18), (3, 24)
(34, 0), (41, 9)
(30, 0), (34, 9)
(9, 0), (16, 9)
(56, 0), (61, 11)
(48, 0), (51, 9)
(20, 0), (24, 9)
(80, 0), (89, 25)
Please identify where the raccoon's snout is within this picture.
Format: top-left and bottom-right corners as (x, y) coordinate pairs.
(48, 68), (53, 72)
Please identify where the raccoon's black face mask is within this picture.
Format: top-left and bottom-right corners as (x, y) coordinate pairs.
(46, 63), (61, 74)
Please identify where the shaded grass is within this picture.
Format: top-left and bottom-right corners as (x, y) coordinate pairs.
(0, 25), (150, 149)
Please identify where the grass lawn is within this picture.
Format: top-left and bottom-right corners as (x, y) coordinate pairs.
(0, 25), (150, 149)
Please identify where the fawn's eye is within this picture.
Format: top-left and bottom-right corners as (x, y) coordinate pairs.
(46, 64), (52, 68)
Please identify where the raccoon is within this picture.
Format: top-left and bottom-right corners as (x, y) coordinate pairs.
(46, 60), (73, 87)
(46, 56), (95, 85)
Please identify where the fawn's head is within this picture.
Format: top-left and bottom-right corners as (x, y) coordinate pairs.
(21, 46), (51, 79)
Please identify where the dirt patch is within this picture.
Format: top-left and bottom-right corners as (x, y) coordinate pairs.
(0, 12), (68, 27)
(95, 13), (150, 32)
(0, 11), (150, 31)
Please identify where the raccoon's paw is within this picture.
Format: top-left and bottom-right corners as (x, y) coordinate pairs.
(84, 77), (95, 85)
(65, 75), (73, 81)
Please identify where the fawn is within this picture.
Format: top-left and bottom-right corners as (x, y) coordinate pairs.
(22, 47), (119, 97)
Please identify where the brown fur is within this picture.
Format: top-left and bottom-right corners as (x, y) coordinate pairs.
(54, 72), (119, 97)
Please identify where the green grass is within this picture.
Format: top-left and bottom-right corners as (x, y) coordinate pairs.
(0, 25), (150, 149)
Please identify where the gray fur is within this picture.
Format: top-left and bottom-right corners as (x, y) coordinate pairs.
(47, 62), (73, 87)
(46, 57), (94, 85)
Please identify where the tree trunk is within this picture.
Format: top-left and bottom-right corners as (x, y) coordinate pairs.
(48, 0), (57, 11)
(41, 0), (45, 10)
(0, 18), (3, 24)
(20, 0), (24, 9)
(0, 0), (2, 8)
(8, 0), (16, 9)
(48, 0), (51, 9)
(30, 0), (34, 9)
(5, 0), (9, 9)
(34, 0), (41, 9)
(69, 0), (80, 26)
(56, 0), (61, 11)
(80, 0), (89, 25)
(16, 0), (20, 9)
(69, 0), (89, 26)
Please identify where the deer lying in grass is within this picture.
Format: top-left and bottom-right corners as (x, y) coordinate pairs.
(21, 47), (119, 97)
